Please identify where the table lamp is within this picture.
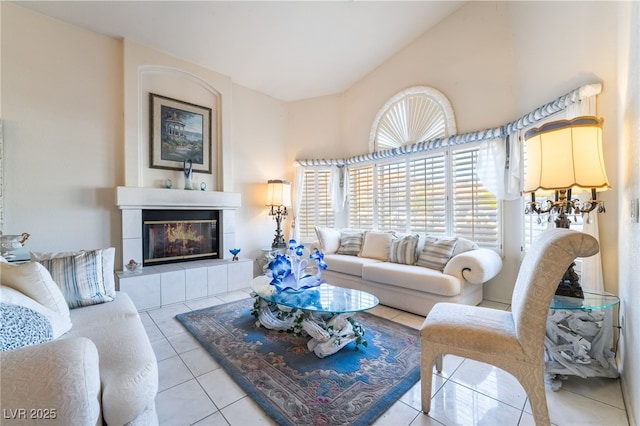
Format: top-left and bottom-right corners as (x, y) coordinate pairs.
(524, 116), (610, 298)
(266, 179), (292, 249)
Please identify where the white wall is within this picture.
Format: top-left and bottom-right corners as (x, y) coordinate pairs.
(617, 2), (640, 423)
(1, 3), (123, 254)
(231, 84), (288, 275)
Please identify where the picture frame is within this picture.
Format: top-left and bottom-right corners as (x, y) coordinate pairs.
(149, 93), (213, 174)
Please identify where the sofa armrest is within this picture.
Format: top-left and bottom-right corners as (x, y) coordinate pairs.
(443, 248), (502, 285)
(0, 337), (102, 425)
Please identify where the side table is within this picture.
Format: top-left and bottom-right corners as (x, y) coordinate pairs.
(545, 291), (619, 390)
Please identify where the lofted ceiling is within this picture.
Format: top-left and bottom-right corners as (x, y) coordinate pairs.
(13, 1), (465, 102)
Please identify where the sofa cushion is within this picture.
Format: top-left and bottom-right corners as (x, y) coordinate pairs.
(314, 227), (341, 254)
(452, 237), (479, 257)
(37, 249), (114, 309)
(359, 231), (394, 261)
(0, 285), (72, 338)
(323, 253), (383, 276)
(416, 236), (458, 271)
(336, 229), (364, 255)
(362, 262), (462, 296)
(31, 247), (117, 298)
(0, 303), (53, 352)
(389, 234), (420, 265)
(0, 261), (71, 323)
(65, 292), (158, 426)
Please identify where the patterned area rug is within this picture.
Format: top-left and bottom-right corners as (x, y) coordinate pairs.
(176, 298), (421, 426)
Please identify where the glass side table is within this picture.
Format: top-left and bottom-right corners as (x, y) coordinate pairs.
(545, 291), (620, 390)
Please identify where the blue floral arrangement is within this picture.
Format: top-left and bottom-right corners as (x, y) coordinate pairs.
(267, 239), (327, 292)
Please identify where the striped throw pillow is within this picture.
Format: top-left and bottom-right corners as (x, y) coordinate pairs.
(389, 234), (420, 265)
(336, 230), (364, 256)
(416, 236), (458, 271)
(38, 249), (113, 309)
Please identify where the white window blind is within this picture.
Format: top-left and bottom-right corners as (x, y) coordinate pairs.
(377, 161), (407, 231)
(347, 145), (501, 250)
(348, 166), (374, 229)
(298, 169), (334, 240)
(409, 155), (447, 234)
(451, 146), (500, 247)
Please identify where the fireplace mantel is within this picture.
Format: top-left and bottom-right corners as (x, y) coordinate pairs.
(115, 186), (241, 269)
(116, 186), (241, 210)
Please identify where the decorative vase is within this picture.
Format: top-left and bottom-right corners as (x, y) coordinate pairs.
(183, 159), (193, 190)
(267, 240), (327, 292)
(0, 232), (30, 259)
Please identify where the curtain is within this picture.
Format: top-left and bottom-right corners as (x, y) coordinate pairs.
(330, 165), (346, 213)
(291, 165), (305, 243)
(476, 135), (521, 200)
(564, 88), (605, 294)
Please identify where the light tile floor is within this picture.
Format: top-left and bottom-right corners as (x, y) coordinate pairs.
(144, 288), (629, 426)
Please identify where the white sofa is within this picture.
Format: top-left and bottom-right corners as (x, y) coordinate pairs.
(313, 228), (503, 316)
(0, 254), (158, 426)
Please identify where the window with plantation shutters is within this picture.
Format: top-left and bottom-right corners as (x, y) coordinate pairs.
(409, 155), (447, 235)
(348, 166), (374, 229)
(451, 146), (500, 247)
(298, 169), (334, 240)
(346, 145), (501, 250)
(377, 161), (407, 231)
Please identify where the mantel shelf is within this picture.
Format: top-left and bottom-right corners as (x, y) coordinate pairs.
(115, 186), (241, 210)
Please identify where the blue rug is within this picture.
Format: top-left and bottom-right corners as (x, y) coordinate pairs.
(176, 298), (421, 426)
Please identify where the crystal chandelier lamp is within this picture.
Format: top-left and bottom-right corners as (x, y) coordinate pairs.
(266, 180), (292, 249)
(524, 116), (610, 226)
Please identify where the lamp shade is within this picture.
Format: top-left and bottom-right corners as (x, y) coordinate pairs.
(266, 180), (292, 207)
(524, 116), (610, 193)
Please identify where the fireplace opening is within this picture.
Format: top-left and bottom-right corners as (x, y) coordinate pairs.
(142, 209), (219, 266)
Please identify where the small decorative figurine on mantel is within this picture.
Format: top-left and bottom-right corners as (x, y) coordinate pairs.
(229, 248), (240, 261)
(183, 159), (193, 190)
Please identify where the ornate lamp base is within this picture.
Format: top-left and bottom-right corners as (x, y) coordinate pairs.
(269, 206), (288, 249)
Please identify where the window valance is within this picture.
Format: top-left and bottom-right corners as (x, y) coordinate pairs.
(295, 83), (602, 168)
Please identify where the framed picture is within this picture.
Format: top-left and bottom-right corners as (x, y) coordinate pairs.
(150, 93), (213, 174)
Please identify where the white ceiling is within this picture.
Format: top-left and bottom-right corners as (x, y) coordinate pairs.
(14, 1), (465, 101)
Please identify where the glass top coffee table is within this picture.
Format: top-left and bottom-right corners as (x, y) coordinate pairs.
(251, 276), (379, 358)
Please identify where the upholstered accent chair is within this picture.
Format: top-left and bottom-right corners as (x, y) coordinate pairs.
(420, 228), (599, 425)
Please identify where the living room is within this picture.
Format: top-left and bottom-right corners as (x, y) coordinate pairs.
(1, 1), (638, 425)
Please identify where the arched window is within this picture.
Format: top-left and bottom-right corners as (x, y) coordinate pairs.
(369, 86), (457, 153)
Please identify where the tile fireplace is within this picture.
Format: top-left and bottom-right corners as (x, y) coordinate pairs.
(115, 187), (252, 310)
(116, 186), (241, 270)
